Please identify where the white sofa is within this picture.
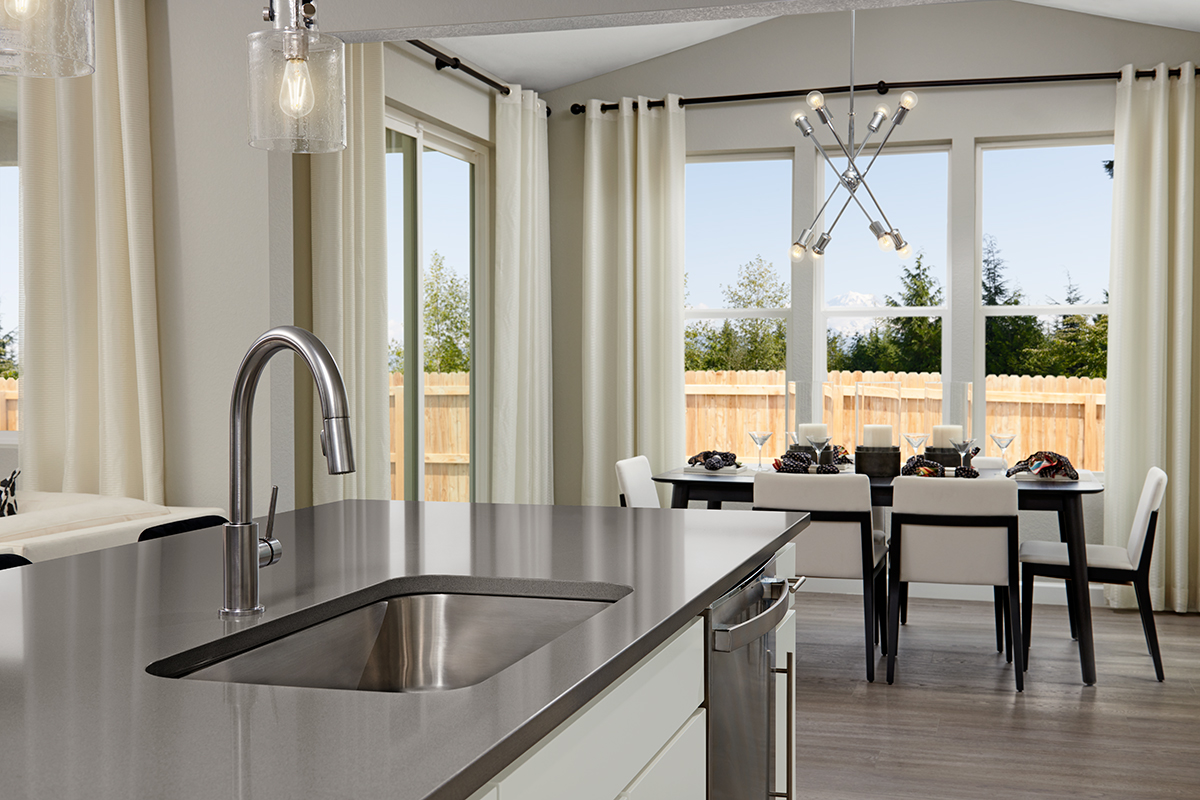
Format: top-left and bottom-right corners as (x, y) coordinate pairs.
(0, 491), (225, 563)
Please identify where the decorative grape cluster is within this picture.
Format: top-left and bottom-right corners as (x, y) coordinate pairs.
(901, 455), (945, 477)
(814, 464), (841, 475)
(689, 450), (738, 471)
(955, 465), (980, 479)
(773, 450), (813, 474)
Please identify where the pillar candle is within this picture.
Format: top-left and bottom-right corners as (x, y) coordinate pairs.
(863, 424), (893, 448)
(797, 423), (828, 443)
(931, 425), (962, 449)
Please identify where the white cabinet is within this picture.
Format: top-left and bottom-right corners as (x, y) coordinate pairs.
(492, 618), (704, 800)
(619, 708), (706, 800)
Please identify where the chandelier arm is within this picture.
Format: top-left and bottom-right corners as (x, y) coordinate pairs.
(808, 137), (857, 194)
(858, 117), (901, 182)
(807, 181), (846, 235)
(851, 126), (877, 163)
(826, 191), (856, 236)
(857, 177), (895, 232)
(821, 120), (859, 167)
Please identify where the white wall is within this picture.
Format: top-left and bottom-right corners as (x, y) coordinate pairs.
(541, 0), (1200, 507)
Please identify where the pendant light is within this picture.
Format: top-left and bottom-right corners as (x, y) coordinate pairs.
(790, 10), (917, 261)
(248, 0), (345, 153)
(0, 0), (94, 77)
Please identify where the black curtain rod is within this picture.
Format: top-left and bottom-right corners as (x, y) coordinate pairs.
(568, 66), (1198, 115)
(407, 40), (553, 116)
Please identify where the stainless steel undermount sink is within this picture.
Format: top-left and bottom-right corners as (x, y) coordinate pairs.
(147, 576), (631, 692)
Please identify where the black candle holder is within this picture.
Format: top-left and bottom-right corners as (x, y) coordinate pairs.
(855, 446), (900, 478)
(924, 446), (972, 470)
(788, 443), (833, 465)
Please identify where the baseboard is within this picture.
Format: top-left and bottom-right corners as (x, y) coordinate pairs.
(798, 577), (1108, 607)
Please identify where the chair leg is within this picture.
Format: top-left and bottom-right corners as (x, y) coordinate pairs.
(1008, 581), (1024, 692)
(876, 568), (888, 657)
(887, 571), (901, 685)
(862, 572), (876, 683)
(899, 581), (909, 625)
(993, 586), (1005, 653)
(1003, 591), (1013, 663)
(1022, 566), (1034, 670)
(1064, 578), (1079, 641)
(1133, 577), (1165, 681)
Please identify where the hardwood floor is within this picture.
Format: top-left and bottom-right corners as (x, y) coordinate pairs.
(794, 592), (1200, 799)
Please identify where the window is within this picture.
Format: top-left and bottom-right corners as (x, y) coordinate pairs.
(980, 142), (1112, 471)
(684, 156), (791, 461)
(385, 117), (486, 501)
(0, 76), (18, 431)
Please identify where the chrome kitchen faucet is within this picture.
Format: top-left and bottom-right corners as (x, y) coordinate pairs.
(222, 326), (355, 617)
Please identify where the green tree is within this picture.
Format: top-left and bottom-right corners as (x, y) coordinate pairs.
(423, 251), (471, 373)
(981, 235), (1046, 375)
(683, 255), (788, 371)
(1026, 281), (1107, 378)
(883, 254), (942, 373)
(389, 338), (404, 374)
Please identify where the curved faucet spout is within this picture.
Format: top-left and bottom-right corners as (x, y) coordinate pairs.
(223, 326), (355, 618)
(229, 326), (355, 526)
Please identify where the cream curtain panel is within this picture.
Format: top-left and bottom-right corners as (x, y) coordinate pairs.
(1106, 63), (1199, 612)
(492, 87), (554, 504)
(580, 96), (686, 507)
(18, 0), (164, 503)
(310, 43), (389, 504)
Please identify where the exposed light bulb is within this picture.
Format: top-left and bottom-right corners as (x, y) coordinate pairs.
(279, 58), (315, 119)
(4, 0), (39, 20)
(874, 103), (890, 119)
(810, 249), (823, 260)
(791, 109), (806, 124)
(806, 90), (825, 110)
(897, 242), (913, 258)
(877, 233), (895, 252)
(790, 242), (806, 260)
(899, 91), (919, 110)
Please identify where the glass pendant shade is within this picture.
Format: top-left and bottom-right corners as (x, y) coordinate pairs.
(247, 28), (345, 153)
(0, 0), (94, 77)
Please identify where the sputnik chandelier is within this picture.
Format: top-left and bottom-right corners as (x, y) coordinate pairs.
(790, 10), (917, 261)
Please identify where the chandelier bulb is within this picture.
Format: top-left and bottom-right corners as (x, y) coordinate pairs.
(4, 0), (39, 20)
(806, 90), (825, 110)
(790, 242), (806, 261)
(874, 103), (890, 118)
(878, 234), (895, 252)
(279, 57), (316, 118)
(897, 242), (913, 258)
(900, 91), (919, 110)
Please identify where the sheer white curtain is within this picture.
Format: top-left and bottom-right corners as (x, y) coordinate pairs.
(18, 0), (164, 503)
(580, 96), (686, 506)
(310, 43), (389, 503)
(1106, 63), (1199, 612)
(492, 87), (554, 504)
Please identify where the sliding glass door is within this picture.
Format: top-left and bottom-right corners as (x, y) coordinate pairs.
(384, 116), (485, 502)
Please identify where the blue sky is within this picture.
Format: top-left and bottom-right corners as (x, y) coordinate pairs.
(684, 143), (1113, 310)
(385, 147), (473, 348)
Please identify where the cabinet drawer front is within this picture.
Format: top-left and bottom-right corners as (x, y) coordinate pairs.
(498, 618), (704, 800)
(621, 708), (706, 800)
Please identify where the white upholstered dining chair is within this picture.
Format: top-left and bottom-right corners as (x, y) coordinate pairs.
(615, 456), (661, 508)
(888, 475), (1023, 690)
(754, 472), (888, 682)
(1020, 466), (1168, 681)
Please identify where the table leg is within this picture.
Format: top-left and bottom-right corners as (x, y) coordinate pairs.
(706, 499), (722, 510)
(670, 484), (690, 509)
(1059, 496), (1096, 685)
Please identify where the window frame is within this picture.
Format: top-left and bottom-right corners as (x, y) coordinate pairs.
(384, 110), (492, 502)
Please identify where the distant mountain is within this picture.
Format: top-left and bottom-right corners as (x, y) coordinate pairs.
(827, 291), (884, 337)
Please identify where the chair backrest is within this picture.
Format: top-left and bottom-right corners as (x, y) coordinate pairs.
(615, 456), (660, 508)
(891, 475), (1018, 586)
(754, 473), (875, 580)
(753, 472), (872, 512)
(1126, 467), (1168, 567)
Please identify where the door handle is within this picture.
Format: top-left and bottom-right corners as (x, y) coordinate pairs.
(769, 650), (795, 800)
(712, 578), (790, 653)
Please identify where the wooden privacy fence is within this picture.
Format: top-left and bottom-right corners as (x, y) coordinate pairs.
(0, 378), (15, 431)
(686, 370), (1105, 472)
(390, 372), (471, 502)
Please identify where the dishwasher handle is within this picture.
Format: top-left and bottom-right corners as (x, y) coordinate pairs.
(711, 577), (790, 652)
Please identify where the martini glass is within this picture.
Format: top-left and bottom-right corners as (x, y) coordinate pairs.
(903, 432), (928, 460)
(807, 435), (832, 467)
(950, 438), (976, 469)
(990, 432), (1016, 468)
(748, 431), (773, 471)
(786, 431), (801, 448)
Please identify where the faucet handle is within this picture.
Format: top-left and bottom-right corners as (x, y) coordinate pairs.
(258, 485), (283, 568)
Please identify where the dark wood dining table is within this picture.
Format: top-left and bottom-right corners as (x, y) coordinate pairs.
(652, 467), (1105, 685)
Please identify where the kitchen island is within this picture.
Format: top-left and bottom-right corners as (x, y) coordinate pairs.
(0, 500), (805, 800)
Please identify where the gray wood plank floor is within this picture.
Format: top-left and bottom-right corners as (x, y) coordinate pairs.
(794, 592), (1200, 799)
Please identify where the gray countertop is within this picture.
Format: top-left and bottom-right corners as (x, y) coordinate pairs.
(0, 500), (805, 800)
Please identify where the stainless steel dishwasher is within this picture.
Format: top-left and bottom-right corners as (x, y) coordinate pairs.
(706, 555), (797, 800)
